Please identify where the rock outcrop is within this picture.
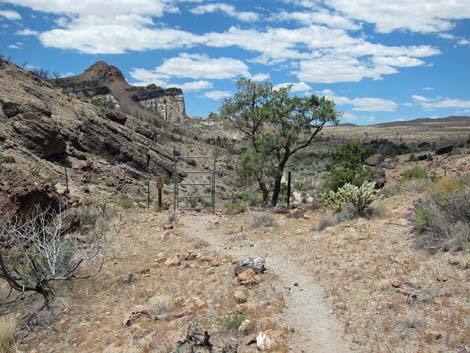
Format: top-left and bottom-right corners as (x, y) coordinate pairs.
(55, 61), (186, 124)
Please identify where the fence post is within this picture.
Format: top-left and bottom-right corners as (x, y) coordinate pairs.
(287, 171), (291, 208)
(64, 167), (69, 195)
(147, 180), (150, 211)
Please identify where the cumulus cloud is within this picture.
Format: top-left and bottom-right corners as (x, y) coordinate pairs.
(271, 9), (360, 30)
(190, 3), (259, 22)
(0, 9), (21, 20)
(204, 90), (232, 100)
(15, 28), (38, 36)
(288, 0), (470, 34)
(141, 53), (251, 80)
(274, 81), (312, 93)
(320, 89), (398, 112)
(173, 80), (213, 91)
(412, 95), (470, 110)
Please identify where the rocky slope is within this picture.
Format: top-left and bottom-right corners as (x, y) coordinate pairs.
(0, 58), (214, 215)
(55, 61), (186, 123)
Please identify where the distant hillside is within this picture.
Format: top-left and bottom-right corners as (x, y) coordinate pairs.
(55, 61), (186, 123)
(374, 116), (470, 128)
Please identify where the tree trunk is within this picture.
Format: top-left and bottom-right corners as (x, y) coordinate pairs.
(271, 173), (283, 207)
(258, 178), (269, 205)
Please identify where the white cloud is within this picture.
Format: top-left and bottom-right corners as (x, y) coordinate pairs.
(15, 28), (39, 36)
(322, 0), (470, 34)
(320, 89), (398, 112)
(190, 3), (259, 22)
(204, 90), (232, 100)
(271, 9), (360, 30)
(274, 81), (312, 93)
(150, 53), (250, 80)
(251, 73), (270, 81)
(173, 80), (213, 91)
(412, 95), (470, 110)
(0, 9), (21, 20)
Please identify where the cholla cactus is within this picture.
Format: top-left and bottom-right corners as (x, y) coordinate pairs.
(320, 182), (378, 215)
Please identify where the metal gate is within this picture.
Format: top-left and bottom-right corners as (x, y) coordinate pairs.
(172, 147), (216, 213)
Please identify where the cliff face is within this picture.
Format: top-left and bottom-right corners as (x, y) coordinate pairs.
(127, 84), (185, 123)
(56, 61), (186, 123)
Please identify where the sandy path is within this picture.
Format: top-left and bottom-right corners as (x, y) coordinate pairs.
(180, 214), (354, 353)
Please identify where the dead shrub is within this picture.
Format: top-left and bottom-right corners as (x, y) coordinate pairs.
(0, 316), (16, 353)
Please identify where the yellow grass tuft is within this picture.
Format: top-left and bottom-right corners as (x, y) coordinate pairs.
(0, 316), (16, 353)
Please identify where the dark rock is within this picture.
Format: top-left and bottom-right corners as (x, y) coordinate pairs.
(187, 159), (197, 167)
(135, 126), (154, 139)
(12, 105), (66, 158)
(178, 171), (188, 178)
(417, 154), (428, 161)
(0, 184), (61, 220)
(435, 145), (454, 155)
(105, 110), (127, 125)
(365, 154), (385, 166)
(374, 168), (386, 189)
(1, 101), (21, 118)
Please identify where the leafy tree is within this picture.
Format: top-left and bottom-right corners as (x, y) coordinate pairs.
(324, 141), (374, 191)
(221, 78), (338, 206)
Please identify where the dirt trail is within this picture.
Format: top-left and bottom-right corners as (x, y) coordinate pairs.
(180, 214), (354, 353)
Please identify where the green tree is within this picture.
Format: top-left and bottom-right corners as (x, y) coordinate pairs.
(324, 141), (374, 191)
(221, 78), (338, 206)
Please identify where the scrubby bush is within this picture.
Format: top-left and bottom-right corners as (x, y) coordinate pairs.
(324, 142), (374, 191)
(0, 207), (102, 305)
(412, 180), (470, 251)
(250, 213), (276, 229)
(116, 194), (134, 209)
(225, 200), (246, 215)
(0, 154), (15, 165)
(1, 101), (20, 118)
(402, 167), (429, 180)
(320, 182), (379, 216)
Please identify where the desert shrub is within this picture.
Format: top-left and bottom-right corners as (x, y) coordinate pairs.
(324, 142), (374, 191)
(225, 200), (246, 215)
(1, 101), (20, 118)
(0, 207), (102, 305)
(116, 194), (134, 209)
(219, 312), (247, 332)
(313, 216), (336, 231)
(29, 67), (50, 80)
(164, 175), (173, 185)
(0, 316), (16, 353)
(0, 154), (15, 164)
(320, 182), (378, 216)
(402, 167), (429, 180)
(412, 183), (470, 250)
(76, 207), (100, 226)
(250, 213), (276, 229)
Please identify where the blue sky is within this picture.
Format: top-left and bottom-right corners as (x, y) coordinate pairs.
(1, 0), (470, 124)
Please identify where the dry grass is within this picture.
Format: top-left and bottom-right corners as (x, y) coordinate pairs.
(0, 316), (16, 353)
(229, 188), (470, 352)
(2, 210), (287, 352)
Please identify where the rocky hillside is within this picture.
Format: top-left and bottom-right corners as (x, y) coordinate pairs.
(0, 58), (215, 216)
(55, 61), (186, 123)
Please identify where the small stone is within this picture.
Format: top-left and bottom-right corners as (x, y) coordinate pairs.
(244, 333), (257, 345)
(436, 274), (448, 282)
(427, 247), (438, 255)
(160, 231), (171, 240)
(238, 268), (255, 282)
(233, 289), (248, 303)
(165, 255), (181, 267)
(163, 224), (174, 230)
(423, 330), (441, 342)
(121, 273), (135, 284)
(256, 331), (279, 351)
(238, 319), (253, 335)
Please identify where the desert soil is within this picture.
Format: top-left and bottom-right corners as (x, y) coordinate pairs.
(179, 213), (355, 353)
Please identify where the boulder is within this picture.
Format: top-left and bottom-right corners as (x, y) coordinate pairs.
(12, 106), (66, 158)
(135, 126), (154, 139)
(0, 184), (61, 220)
(235, 257), (266, 275)
(373, 168), (386, 189)
(105, 110), (127, 125)
(435, 144), (453, 155)
(365, 154), (385, 166)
